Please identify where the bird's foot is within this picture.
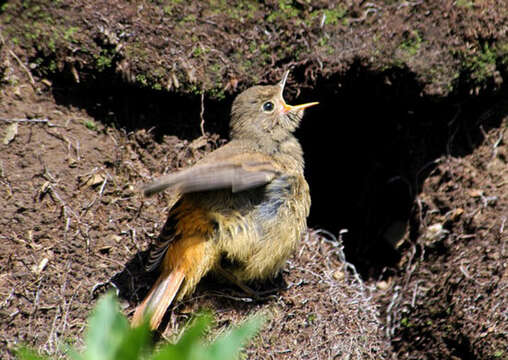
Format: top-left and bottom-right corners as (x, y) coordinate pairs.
(215, 266), (279, 301)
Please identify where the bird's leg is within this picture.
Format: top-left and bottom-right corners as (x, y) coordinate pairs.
(215, 265), (278, 301)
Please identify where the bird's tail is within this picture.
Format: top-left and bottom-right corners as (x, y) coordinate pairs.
(131, 266), (185, 330)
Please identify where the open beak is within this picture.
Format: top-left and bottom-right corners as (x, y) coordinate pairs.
(278, 70), (290, 92)
(282, 101), (319, 113)
(279, 70), (319, 114)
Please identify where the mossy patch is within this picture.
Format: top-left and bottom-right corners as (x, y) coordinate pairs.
(461, 43), (498, 84)
(1, 0), (506, 96)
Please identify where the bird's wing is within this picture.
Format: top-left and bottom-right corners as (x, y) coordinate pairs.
(144, 201), (182, 272)
(141, 148), (280, 272)
(142, 153), (280, 197)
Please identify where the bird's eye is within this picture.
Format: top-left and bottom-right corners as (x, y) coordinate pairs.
(262, 101), (275, 112)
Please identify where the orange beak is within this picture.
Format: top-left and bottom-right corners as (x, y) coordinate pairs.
(279, 70), (319, 114)
(282, 101), (319, 114)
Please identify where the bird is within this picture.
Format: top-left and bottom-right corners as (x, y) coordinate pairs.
(131, 70), (318, 330)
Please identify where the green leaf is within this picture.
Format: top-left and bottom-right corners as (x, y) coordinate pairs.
(112, 320), (151, 360)
(81, 292), (130, 360)
(206, 315), (264, 359)
(175, 313), (212, 350)
(152, 314), (212, 360)
(17, 295), (264, 360)
(16, 347), (48, 360)
(67, 346), (84, 360)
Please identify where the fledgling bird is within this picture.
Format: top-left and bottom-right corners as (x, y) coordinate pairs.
(132, 71), (318, 330)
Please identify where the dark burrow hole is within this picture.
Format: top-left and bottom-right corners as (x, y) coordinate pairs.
(50, 64), (506, 278)
(296, 65), (505, 277)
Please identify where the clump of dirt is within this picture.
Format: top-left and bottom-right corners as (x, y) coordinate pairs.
(377, 107), (507, 358)
(1, 0), (507, 97)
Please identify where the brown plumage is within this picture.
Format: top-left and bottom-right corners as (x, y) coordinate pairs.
(131, 71), (318, 330)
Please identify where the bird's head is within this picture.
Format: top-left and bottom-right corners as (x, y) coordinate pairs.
(230, 71), (318, 140)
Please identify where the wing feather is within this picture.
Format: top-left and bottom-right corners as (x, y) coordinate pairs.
(142, 157), (280, 197)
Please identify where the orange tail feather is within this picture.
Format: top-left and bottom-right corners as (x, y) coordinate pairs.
(131, 267), (185, 330)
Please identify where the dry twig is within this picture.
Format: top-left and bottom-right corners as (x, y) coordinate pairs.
(8, 49), (35, 85)
(0, 117), (57, 127)
(199, 92), (206, 136)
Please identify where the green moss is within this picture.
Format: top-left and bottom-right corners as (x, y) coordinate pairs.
(317, 36), (328, 47)
(63, 26), (79, 42)
(307, 5), (348, 26)
(400, 317), (413, 327)
(135, 74), (148, 86)
(465, 43), (497, 83)
(125, 42), (149, 60)
(493, 350), (504, 358)
(48, 37), (56, 52)
(242, 1), (259, 19)
(209, 0), (259, 21)
(95, 50), (115, 72)
(192, 46), (204, 57)
(499, 42), (508, 68)
(84, 119), (97, 131)
(152, 67), (165, 78)
(162, 0), (183, 15)
(400, 30), (422, 56)
(321, 6), (348, 25)
(33, 57), (44, 66)
(23, 22), (43, 42)
(455, 0), (474, 8)
(48, 59), (57, 73)
(208, 86), (226, 100)
(277, 0), (300, 17)
(181, 14), (196, 23)
(267, 0), (302, 22)
(132, 69), (171, 91)
(0, 2), (9, 13)
(209, 63), (222, 75)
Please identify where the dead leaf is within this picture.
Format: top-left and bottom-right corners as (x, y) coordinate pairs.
(79, 172), (105, 188)
(423, 223), (449, 245)
(41, 79), (52, 87)
(376, 280), (390, 290)
(108, 234), (122, 243)
(333, 270), (345, 281)
(32, 258), (49, 275)
(13, 87), (22, 99)
(171, 71), (179, 88)
(3, 123), (18, 145)
(68, 157), (78, 168)
(447, 208), (464, 222)
(468, 189), (483, 198)
(39, 181), (51, 198)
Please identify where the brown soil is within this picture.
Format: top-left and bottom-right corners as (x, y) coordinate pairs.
(1, 0), (507, 97)
(0, 67), (390, 359)
(377, 113), (508, 359)
(1, 1), (508, 359)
